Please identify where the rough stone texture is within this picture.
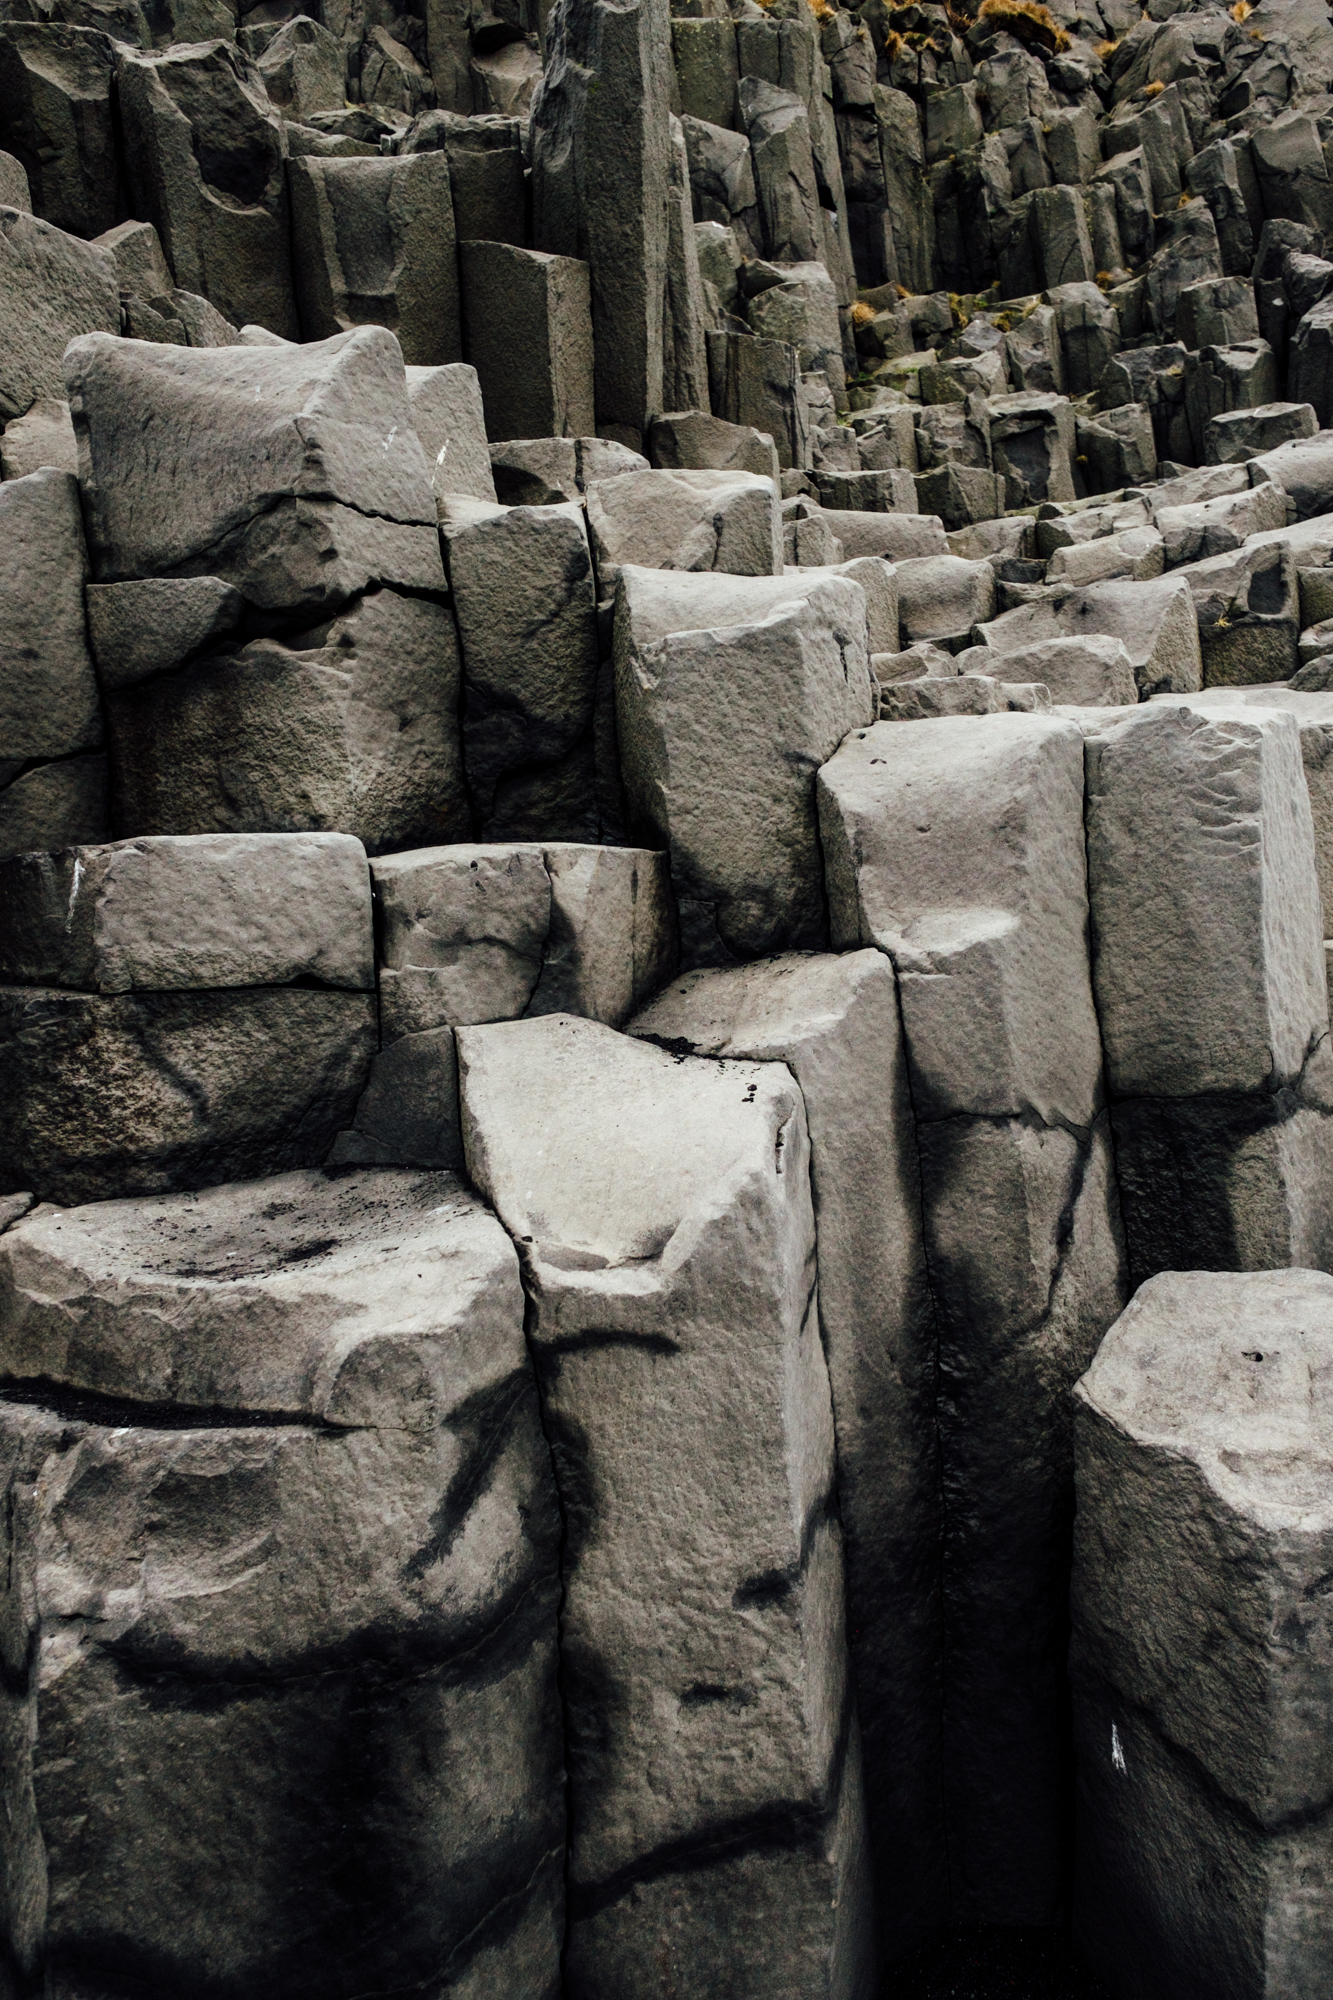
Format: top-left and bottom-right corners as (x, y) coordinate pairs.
(459, 240), (596, 443)
(817, 715), (1126, 1926)
(1085, 698), (1333, 1283)
(0, 22), (124, 239)
(85, 577), (244, 691)
(65, 327), (439, 601)
(1206, 400), (1318, 464)
(0, 1167), (566, 1997)
(106, 588), (470, 856)
(648, 409), (780, 481)
(456, 1013), (876, 1998)
(707, 328), (809, 473)
(1172, 541), (1300, 688)
(615, 568), (875, 965)
(530, 0), (671, 450)
(0, 467), (100, 782)
(0, 396), (77, 479)
(0, 208), (118, 422)
(405, 360), (497, 504)
(629, 951), (946, 1956)
(442, 500), (600, 840)
(117, 40), (298, 341)
(977, 575), (1202, 698)
(586, 466), (782, 592)
(1073, 1269), (1333, 2000)
(0, 754), (107, 864)
(290, 152), (462, 366)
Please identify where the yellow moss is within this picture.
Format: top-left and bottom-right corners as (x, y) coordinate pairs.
(806, 0), (836, 22)
(1095, 269), (1114, 289)
(1093, 36), (1120, 58)
(851, 300), (877, 324)
(895, 283), (913, 299)
(1178, 190), (1192, 206)
(1229, 0), (1253, 18)
(1142, 77), (1165, 95)
(1248, 25), (1265, 36)
(976, 0), (1071, 53)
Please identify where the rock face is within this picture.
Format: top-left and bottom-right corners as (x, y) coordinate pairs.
(1085, 698), (1333, 1283)
(456, 1013), (875, 1997)
(0, 1166), (566, 1999)
(628, 951), (945, 1956)
(819, 715), (1127, 1926)
(1072, 1270), (1333, 2000)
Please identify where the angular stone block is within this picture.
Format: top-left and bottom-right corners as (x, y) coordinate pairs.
(0, 1166), (565, 1997)
(0, 207), (118, 422)
(1176, 275), (1259, 350)
(0, 832), (372, 994)
(1185, 340), (1280, 460)
(0, 395), (76, 478)
(1073, 1269), (1333, 2000)
(987, 391), (1075, 510)
(817, 715), (1125, 1924)
(1156, 480), (1288, 569)
(405, 359), (495, 504)
(0, 753), (106, 863)
(616, 570), (876, 965)
(586, 466), (781, 592)
(65, 327), (438, 595)
(1085, 699), (1333, 1280)
(290, 152), (461, 366)
(0, 22), (124, 238)
(442, 501), (600, 840)
(977, 574), (1202, 698)
(459, 240), (595, 444)
(456, 1014), (876, 1997)
(85, 575), (244, 691)
(648, 408), (779, 480)
(106, 589), (469, 855)
(1206, 401), (1318, 465)
(117, 40), (298, 340)
(0, 467), (99, 773)
(966, 634), (1139, 707)
(706, 327), (808, 472)
(1172, 540), (1300, 687)
(893, 553), (995, 648)
(629, 951), (947, 1954)
(256, 13), (346, 122)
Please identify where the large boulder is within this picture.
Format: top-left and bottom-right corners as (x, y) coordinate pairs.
(817, 715), (1126, 1926)
(0, 206), (118, 422)
(585, 466), (782, 592)
(629, 951), (947, 1957)
(0, 1166), (565, 1998)
(290, 152), (462, 365)
(1073, 1270), (1333, 2000)
(456, 1013), (876, 1995)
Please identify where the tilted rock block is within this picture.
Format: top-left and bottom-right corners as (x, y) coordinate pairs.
(487, 436), (647, 507)
(959, 634), (1139, 707)
(614, 556), (899, 661)
(1155, 479), (1288, 569)
(442, 500), (600, 840)
(290, 152), (462, 366)
(256, 12), (346, 122)
(0, 22), (124, 238)
(1176, 275), (1259, 351)
(1185, 341), (1280, 461)
(117, 40), (298, 340)
(1187, 136), (1256, 278)
(1101, 341), (1191, 466)
(818, 716), (1125, 1925)
(1205, 400), (1318, 464)
(1145, 197), (1223, 342)
(0, 208), (118, 424)
(459, 240), (596, 443)
(530, 0), (672, 449)
(585, 466), (782, 593)
(1247, 431), (1333, 521)
(1045, 281), (1118, 398)
(1251, 110), (1333, 237)
(629, 950), (947, 1954)
(648, 409), (780, 481)
(0, 396), (76, 479)
(0, 757), (106, 867)
(1170, 540), (1300, 687)
(337, 838), (677, 1169)
(0, 1167), (565, 1998)
(1084, 699), (1333, 1281)
(106, 588), (469, 855)
(911, 464), (1004, 532)
(0, 832), (372, 995)
(405, 359), (496, 504)
(977, 574), (1202, 697)
(616, 568), (876, 965)
(1076, 402), (1157, 492)
(1073, 1270), (1333, 2000)
(400, 111), (526, 247)
(817, 467), (916, 514)
(65, 327), (440, 604)
(1045, 528), (1164, 588)
(456, 1014), (876, 1998)
(878, 673), (1036, 719)
(814, 508), (948, 562)
(739, 75), (823, 267)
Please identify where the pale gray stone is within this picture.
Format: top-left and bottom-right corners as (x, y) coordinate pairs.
(976, 574), (1202, 697)
(0, 208), (118, 422)
(456, 1013), (876, 1997)
(406, 360), (496, 504)
(0, 1167), (565, 1994)
(290, 152), (461, 367)
(0, 398), (76, 479)
(1073, 1270), (1333, 2000)
(459, 241), (596, 443)
(585, 467), (782, 594)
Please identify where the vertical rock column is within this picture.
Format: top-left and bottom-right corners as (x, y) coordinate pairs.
(818, 715), (1128, 1927)
(1072, 1269), (1333, 2000)
(1085, 697), (1333, 1284)
(629, 950), (948, 1958)
(529, 0), (673, 450)
(457, 1013), (876, 2000)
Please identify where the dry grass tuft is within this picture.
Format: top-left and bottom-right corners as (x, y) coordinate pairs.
(806, 0), (837, 23)
(895, 283), (913, 299)
(976, 0), (1071, 52)
(1142, 77), (1165, 94)
(1095, 269), (1114, 289)
(852, 300), (877, 324)
(1093, 35), (1120, 57)
(1230, 0), (1253, 19)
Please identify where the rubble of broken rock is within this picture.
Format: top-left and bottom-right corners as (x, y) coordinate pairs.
(3, 0), (1333, 1990)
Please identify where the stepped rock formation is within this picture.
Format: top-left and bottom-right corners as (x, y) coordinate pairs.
(5, 0), (1333, 1987)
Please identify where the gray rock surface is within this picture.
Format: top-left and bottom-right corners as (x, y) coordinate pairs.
(1073, 1269), (1333, 2000)
(457, 1013), (876, 1997)
(0, 1166), (566, 1996)
(586, 466), (782, 591)
(290, 152), (461, 365)
(459, 240), (596, 443)
(0, 208), (118, 422)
